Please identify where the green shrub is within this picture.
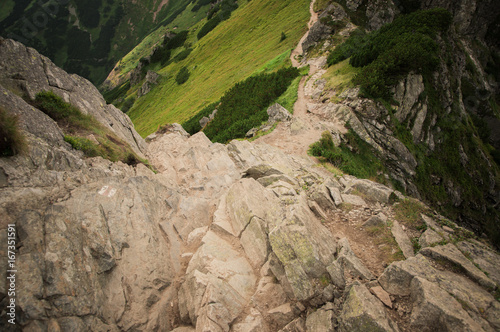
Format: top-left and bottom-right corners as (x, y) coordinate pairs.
(175, 66), (190, 85)
(173, 48), (193, 62)
(201, 67), (299, 143)
(0, 107), (26, 157)
(181, 102), (218, 135)
(309, 130), (385, 181)
(34, 91), (81, 121)
(64, 136), (99, 157)
(197, 16), (221, 40)
(328, 8), (452, 100)
(164, 30), (189, 49)
(280, 32), (287, 42)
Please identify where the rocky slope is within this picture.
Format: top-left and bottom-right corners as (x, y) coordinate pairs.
(293, 0), (500, 245)
(1, 37), (500, 331)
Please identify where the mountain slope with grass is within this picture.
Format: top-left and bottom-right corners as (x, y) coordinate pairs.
(120, 0), (310, 136)
(0, 0), (200, 84)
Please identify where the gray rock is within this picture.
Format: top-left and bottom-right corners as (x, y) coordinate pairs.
(244, 164), (283, 180)
(410, 277), (484, 332)
(369, 286), (392, 308)
(279, 317), (306, 332)
(345, 179), (394, 204)
(267, 103), (292, 123)
(268, 303), (295, 329)
(378, 254), (498, 327)
(0, 39), (146, 157)
(390, 220), (415, 258)
(232, 309), (264, 332)
(339, 283), (398, 332)
(199, 116), (209, 128)
(340, 194), (366, 207)
(301, 21), (334, 52)
(327, 260), (346, 289)
(138, 70), (159, 97)
(456, 240), (500, 286)
(306, 303), (335, 332)
(420, 244), (496, 290)
(338, 238), (374, 281)
(418, 228), (444, 248)
(363, 215), (386, 228)
(327, 186), (343, 206)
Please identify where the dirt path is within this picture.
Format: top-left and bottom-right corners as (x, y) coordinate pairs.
(290, 0), (319, 68)
(254, 0), (345, 159)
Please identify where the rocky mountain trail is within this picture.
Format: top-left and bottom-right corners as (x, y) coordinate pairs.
(1, 1), (500, 331)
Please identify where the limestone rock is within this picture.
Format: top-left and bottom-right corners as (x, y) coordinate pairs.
(418, 228), (444, 248)
(306, 303), (336, 332)
(390, 220), (415, 258)
(344, 179), (395, 204)
(410, 277), (484, 332)
(369, 286), (392, 308)
(279, 317), (306, 332)
(267, 103), (292, 123)
(310, 184), (336, 211)
(268, 303), (295, 329)
(138, 70), (159, 97)
(0, 38), (146, 157)
(456, 240), (500, 286)
(339, 283), (398, 332)
(420, 244), (496, 290)
(232, 309), (264, 332)
(338, 238), (374, 281)
(199, 116), (209, 128)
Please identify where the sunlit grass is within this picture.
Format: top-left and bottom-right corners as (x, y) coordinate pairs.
(128, 0), (310, 137)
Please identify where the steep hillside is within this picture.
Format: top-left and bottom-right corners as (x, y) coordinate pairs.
(1, 35), (500, 331)
(256, 0), (500, 245)
(117, 0), (311, 136)
(0, 0), (198, 84)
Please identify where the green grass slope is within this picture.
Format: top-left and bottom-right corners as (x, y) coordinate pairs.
(127, 0), (310, 137)
(0, 0), (192, 84)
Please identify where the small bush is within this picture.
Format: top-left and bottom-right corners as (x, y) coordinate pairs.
(197, 16), (221, 40)
(164, 30), (189, 49)
(280, 32), (287, 42)
(175, 67), (190, 85)
(0, 107), (26, 157)
(34, 91), (81, 121)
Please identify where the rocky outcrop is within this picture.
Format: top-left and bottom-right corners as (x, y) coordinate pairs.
(138, 70), (160, 97)
(0, 38), (146, 157)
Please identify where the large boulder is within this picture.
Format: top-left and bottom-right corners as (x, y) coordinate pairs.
(339, 283), (398, 332)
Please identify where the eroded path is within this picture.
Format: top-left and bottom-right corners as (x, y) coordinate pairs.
(254, 0), (345, 159)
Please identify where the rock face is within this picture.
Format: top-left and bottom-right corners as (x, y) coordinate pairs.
(138, 70), (160, 97)
(0, 38), (146, 158)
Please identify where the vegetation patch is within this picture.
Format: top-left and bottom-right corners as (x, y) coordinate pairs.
(327, 8), (452, 100)
(175, 66), (190, 85)
(128, 0), (310, 136)
(365, 223), (405, 263)
(393, 198), (428, 228)
(32, 91), (148, 166)
(0, 107), (26, 157)
(309, 130), (386, 182)
(183, 67), (299, 143)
